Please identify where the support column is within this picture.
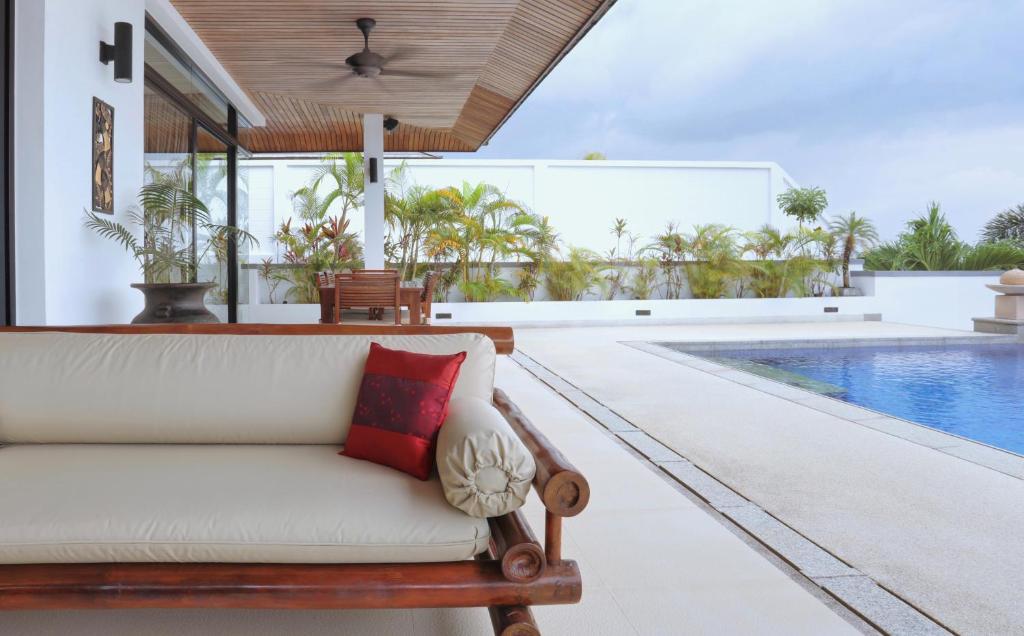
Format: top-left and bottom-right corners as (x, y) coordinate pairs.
(362, 113), (385, 269)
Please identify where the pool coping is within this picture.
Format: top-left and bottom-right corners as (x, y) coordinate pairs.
(625, 338), (1024, 481)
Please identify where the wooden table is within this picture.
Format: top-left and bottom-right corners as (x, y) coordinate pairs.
(400, 287), (424, 325)
(319, 284), (424, 324)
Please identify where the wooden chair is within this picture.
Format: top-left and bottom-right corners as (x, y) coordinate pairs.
(334, 271), (401, 325)
(420, 270), (439, 323)
(315, 271), (336, 324)
(352, 269), (401, 321)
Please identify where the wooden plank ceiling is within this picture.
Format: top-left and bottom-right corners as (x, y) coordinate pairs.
(168, 0), (612, 153)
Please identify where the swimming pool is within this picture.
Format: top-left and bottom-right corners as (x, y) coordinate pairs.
(691, 344), (1024, 455)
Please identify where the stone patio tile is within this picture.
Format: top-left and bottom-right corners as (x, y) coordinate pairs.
(582, 404), (639, 432)
(657, 460), (752, 509)
(721, 507), (859, 579)
(813, 576), (950, 635)
(612, 585), (858, 636)
(615, 430), (683, 462)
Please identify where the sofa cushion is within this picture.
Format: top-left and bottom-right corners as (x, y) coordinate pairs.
(0, 332), (495, 444)
(343, 343), (467, 480)
(437, 397), (536, 518)
(0, 444), (490, 564)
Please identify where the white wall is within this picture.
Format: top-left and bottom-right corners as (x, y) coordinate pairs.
(853, 272), (1001, 331)
(241, 158), (799, 261)
(15, 0), (146, 325)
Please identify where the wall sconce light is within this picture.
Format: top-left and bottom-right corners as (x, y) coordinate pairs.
(99, 22), (133, 83)
(383, 116), (399, 134)
(368, 157), (379, 183)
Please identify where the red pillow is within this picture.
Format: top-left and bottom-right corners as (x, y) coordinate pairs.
(342, 342), (467, 480)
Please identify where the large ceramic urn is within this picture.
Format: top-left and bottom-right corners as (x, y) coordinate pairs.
(130, 282), (220, 324)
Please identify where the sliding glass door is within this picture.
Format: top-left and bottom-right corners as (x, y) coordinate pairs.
(143, 19), (249, 322)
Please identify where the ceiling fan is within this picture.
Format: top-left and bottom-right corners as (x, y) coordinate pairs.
(332, 17), (455, 82)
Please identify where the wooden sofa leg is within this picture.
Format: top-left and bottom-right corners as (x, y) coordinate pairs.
(488, 604), (540, 636)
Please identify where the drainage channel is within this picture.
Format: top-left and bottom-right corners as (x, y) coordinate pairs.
(510, 349), (953, 636)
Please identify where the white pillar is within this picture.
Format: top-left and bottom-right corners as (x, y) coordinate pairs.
(363, 113), (385, 269)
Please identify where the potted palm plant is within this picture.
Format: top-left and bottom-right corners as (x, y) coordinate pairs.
(86, 178), (256, 323)
(829, 212), (878, 296)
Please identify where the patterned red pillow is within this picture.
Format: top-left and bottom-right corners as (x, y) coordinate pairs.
(342, 342), (467, 480)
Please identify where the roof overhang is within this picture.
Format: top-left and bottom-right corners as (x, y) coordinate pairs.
(168, 0), (616, 153)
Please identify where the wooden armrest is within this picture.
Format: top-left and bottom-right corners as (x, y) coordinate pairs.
(492, 388), (590, 518)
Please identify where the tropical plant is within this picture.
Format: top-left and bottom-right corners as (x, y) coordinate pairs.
(604, 218), (638, 300)
(799, 226), (840, 296)
(777, 186), (828, 228)
(863, 202), (1024, 271)
(646, 222), (687, 299)
(273, 163), (364, 303)
(543, 247), (606, 301)
(981, 204), (1024, 245)
(85, 181), (257, 284)
(384, 163), (451, 281)
(828, 212), (878, 288)
(742, 225), (816, 297)
(682, 224), (742, 299)
(582, 151), (607, 160)
(515, 214), (560, 301)
(630, 258), (659, 300)
(425, 181), (526, 302)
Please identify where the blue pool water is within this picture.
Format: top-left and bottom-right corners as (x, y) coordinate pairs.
(698, 344), (1024, 455)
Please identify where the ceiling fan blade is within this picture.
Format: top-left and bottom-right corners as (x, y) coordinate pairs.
(295, 72), (357, 91)
(380, 69), (460, 79)
(303, 61), (351, 70)
(382, 46), (417, 65)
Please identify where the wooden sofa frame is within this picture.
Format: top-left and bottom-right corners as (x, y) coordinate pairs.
(0, 324), (590, 636)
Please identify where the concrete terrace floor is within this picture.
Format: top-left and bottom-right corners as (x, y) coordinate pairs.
(0, 345), (861, 635)
(513, 321), (1024, 635)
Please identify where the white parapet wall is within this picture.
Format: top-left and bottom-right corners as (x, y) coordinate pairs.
(852, 271), (1001, 331)
(234, 271), (1005, 332)
(236, 296), (877, 327)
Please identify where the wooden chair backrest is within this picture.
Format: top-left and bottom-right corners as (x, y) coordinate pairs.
(335, 271), (400, 308)
(422, 270), (438, 303)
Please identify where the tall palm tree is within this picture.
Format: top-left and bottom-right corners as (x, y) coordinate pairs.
(828, 212), (878, 288)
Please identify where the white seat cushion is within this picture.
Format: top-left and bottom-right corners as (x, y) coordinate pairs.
(0, 444), (490, 564)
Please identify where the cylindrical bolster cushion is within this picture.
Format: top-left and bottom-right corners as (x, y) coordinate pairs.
(437, 397), (537, 518)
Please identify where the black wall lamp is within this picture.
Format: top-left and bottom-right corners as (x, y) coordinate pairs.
(99, 22), (133, 83)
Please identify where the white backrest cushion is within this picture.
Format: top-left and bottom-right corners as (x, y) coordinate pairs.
(0, 332), (495, 444)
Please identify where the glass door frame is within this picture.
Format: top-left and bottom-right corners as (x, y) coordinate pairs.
(144, 64), (246, 323)
(2, 0), (13, 326)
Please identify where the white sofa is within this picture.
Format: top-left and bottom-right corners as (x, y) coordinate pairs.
(0, 325), (589, 636)
(0, 330), (535, 563)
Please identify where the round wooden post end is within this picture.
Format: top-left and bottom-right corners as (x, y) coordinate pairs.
(501, 542), (546, 583)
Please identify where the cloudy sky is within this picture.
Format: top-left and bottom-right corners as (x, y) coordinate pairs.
(470, 0), (1024, 240)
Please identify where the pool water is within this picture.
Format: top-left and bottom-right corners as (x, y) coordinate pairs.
(696, 344), (1024, 455)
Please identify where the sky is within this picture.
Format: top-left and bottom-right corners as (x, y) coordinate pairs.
(469, 0), (1024, 241)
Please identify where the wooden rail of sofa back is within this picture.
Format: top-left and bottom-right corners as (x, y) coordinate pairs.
(0, 324), (515, 355)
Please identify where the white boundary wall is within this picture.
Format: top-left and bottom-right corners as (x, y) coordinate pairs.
(240, 157), (800, 262)
(852, 271), (1000, 331)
